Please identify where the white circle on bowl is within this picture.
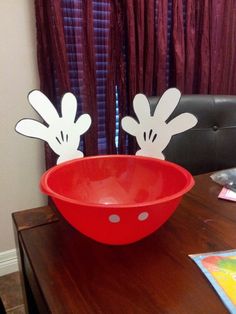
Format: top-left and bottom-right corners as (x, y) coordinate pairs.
(138, 212), (149, 221)
(109, 214), (120, 223)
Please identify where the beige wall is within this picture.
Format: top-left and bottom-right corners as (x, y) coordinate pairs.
(0, 1), (46, 252)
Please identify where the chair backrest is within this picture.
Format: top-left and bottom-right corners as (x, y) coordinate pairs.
(148, 95), (236, 175)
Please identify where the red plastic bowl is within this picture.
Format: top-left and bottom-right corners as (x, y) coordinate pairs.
(40, 155), (194, 245)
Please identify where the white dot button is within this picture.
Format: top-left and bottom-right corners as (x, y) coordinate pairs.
(138, 212), (149, 221)
(109, 214), (120, 223)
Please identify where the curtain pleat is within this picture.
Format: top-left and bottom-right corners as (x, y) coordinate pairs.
(155, 0), (168, 94)
(80, 1), (98, 155)
(105, 1), (117, 154)
(172, 0), (185, 91)
(185, 0), (197, 93)
(35, 0), (71, 168)
(35, 0), (54, 99)
(115, 0), (128, 154)
(210, 0), (224, 94)
(136, 1), (145, 92)
(198, 0), (210, 93)
(125, 1), (137, 102)
(144, 1), (155, 95)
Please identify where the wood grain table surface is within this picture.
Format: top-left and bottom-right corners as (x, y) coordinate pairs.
(12, 173), (236, 314)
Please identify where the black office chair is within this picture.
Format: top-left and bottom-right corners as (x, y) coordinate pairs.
(148, 95), (236, 175)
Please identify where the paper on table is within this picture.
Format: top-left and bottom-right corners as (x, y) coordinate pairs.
(218, 187), (236, 202)
(189, 250), (236, 314)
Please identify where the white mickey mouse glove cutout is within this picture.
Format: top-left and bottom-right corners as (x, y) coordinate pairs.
(121, 88), (198, 159)
(16, 90), (91, 164)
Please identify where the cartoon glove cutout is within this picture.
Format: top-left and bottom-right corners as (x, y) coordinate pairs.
(16, 90), (91, 164)
(121, 88), (198, 159)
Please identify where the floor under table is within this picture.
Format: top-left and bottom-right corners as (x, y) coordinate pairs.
(0, 272), (25, 313)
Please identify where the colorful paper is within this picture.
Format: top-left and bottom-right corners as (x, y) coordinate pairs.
(189, 250), (236, 313)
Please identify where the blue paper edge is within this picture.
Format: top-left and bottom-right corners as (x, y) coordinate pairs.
(189, 250), (236, 314)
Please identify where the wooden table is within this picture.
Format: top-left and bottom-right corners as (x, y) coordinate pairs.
(12, 173), (236, 314)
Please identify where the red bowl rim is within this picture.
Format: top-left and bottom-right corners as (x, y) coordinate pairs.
(40, 155), (195, 209)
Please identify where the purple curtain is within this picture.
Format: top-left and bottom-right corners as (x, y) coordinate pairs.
(35, 0), (71, 168)
(123, 0), (236, 97)
(35, 0), (236, 165)
(156, 0), (168, 94)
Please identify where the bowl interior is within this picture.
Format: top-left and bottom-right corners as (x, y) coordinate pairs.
(42, 155), (193, 206)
